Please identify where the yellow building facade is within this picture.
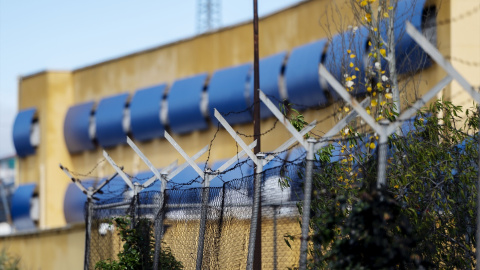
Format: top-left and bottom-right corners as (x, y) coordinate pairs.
(2, 0), (480, 269)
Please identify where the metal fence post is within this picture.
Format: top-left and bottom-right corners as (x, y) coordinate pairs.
(153, 172), (168, 270)
(0, 181), (11, 225)
(377, 120), (390, 189)
(246, 153), (265, 270)
(84, 196), (93, 270)
(476, 105), (480, 270)
(299, 138), (316, 269)
(131, 183), (141, 229)
(196, 170), (213, 270)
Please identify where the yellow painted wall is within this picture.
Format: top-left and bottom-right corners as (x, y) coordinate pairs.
(18, 71), (74, 228)
(447, 0), (480, 109)
(1, 224), (85, 270)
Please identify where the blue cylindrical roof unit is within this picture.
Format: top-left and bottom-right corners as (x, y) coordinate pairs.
(249, 52), (288, 118)
(130, 84), (166, 141)
(324, 26), (370, 99)
(13, 108), (37, 157)
(382, 0), (431, 74)
(11, 183), (37, 230)
(208, 63), (253, 126)
(64, 101), (96, 154)
(168, 74), (209, 134)
(95, 93), (130, 148)
(284, 39), (329, 109)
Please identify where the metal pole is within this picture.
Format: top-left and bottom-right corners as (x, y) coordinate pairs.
(153, 173), (168, 270)
(299, 138), (316, 269)
(196, 171), (213, 270)
(84, 197), (93, 270)
(377, 120), (389, 189)
(476, 105), (480, 270)
(273, 205), (278, 270)
(253, 0), (260, 155)
(252, 1), (262, 265)
(131, 183), (141, 229)
(0, 180), (11, 225)
(247, 153), (264, 270)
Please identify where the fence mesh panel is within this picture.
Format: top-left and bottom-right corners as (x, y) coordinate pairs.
(85, 163), (306, 269)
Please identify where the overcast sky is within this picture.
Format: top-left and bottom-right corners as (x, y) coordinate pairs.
(0, 0), (302, 158)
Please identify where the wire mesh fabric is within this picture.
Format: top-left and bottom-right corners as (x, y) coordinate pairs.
(85, 162), (308, 270)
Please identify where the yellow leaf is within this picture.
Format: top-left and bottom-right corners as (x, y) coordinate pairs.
(347, 49), (351, 54)
(380, 101), (386, 106)
(368, 0), (375, 3)
(352, 75), (357, 79)
(388, 6), (393, 10)
(368, 41), (372, 46)
(373, 91), (376, 97)
(349, 62), (354, 67)
(355, 67), (360, 71)
(360, 0), (367, 7)
(380, 48), (386, 57)
(366, 107), (371, 114)
(365, 13), (372, 22)
(344, 107), (350, 112)
(377, 82), (383, 89)
(385, 93), (393, 99)
(373, 27), (378, 32)
(371, 99), (377, 107)
(369, 142), (376, 149)
(384, 12), (389, 18)
(394, 184), (399, 189)
(367, 86), (372, 92)
(350, 54), (356, 58)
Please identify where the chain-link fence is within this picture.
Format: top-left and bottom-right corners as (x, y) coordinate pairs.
(85, 162), (305, 270)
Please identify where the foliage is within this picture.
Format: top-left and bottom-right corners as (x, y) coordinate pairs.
(0, 248), (20, 270)
(294, 100), (479, 269)
(95, 217), (183, 270)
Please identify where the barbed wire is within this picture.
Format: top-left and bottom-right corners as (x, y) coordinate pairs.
(68, 158), (106, 178)
(437, 3), (480, 26)
(445, 56), (480, 67)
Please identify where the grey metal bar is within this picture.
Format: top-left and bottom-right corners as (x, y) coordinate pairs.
(165, 132), (205, 180)
(319, 65), (383, 134)
(405, 22), (480, 103)
(0, 181), (11, 225)
(103, 150), (134, 190)
(258, 90), (307, 149)
(196, 172), (213, 270)
(314, 97), (371, 152)
(168, 145), (209, 180)
(59, 164), (88, 193)
(92, 200), (132, 210)
(377, 120), (390, 188)
(217, 140), (257, 173)
(246, 153), (265, 270)
(84, 199), (92, 270)
(385, 75), (452, 136)
(153, 187), (166, 270)
(214, 109), (259, 166)
(299, 138), (315, 269)
(476, 105), (480, 270)
(127, 136), (161, 184)
(273, 205), (278, 270)
(265, 120), (317, 164)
